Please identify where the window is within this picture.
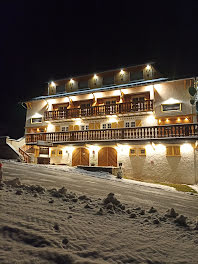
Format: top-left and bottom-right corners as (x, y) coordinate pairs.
(58, 150), (63, 156)
(125, 121), (135, 128)
(31, 117), (42, 124)
(139, 148), (146, 156)
(106, 100), (116, 105)
(85, 125), (89, 130)
(129, 148), (136, 156)
(102, 124), (106, 129)
(161, 103), (182, 112)
(81, 125), (85, 131)
(51, 150), (56, 157)
(107, 123), (111, 129)
(166, 146), (180, 156)
(125, 122), (130, 128)
(61, 127), (68, 132)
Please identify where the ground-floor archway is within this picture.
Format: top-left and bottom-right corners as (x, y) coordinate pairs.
(72, 147), (89, 166)
(98, 147), (117, 167)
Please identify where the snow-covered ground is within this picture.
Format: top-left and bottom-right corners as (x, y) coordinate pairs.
(0, 160), (198, 263)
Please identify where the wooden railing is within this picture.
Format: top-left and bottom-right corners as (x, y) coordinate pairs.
(19, 147), (32, 163)
(44, 100), (154, 121)
(25, 123), (198, 144)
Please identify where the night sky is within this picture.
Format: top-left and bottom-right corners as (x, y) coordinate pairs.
(0, 0), (197, 139)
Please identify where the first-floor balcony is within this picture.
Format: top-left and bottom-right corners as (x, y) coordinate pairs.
(44, 100), (154, 121)
(25, 123), (198, 144)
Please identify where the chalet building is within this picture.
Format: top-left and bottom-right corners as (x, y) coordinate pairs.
(21, 63), (198, 184)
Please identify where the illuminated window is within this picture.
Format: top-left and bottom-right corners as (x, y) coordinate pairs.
(61, 126), (68, 132)
(58, 150), (63, 156)
(51, 150), (56, 156)
(139, 148), (146, 156)
(125, 122), (130, 128)
(31, 117), (42, 124)
(129, 148), (136, 156)
(166, 146), (180, 156)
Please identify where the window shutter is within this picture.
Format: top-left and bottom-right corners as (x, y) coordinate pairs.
(112, 122), (118, 129)
(166, 146), (173, 156)
(74, 125), (79, 131)
(118, 121), (124, 128)
(95, 122), (100, 130)
(173, 146), (180, 156)
(89, 123), (95, 130)
(135, 120), (142, 127)
(55, 126), (60, 132)
(68, 125), (74, 131)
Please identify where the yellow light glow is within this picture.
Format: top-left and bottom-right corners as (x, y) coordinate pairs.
(146, 65), (151, 70)
(88, 145), (100, 153)
(146, 115), (156, 125)
(73, 118), (82, 126)
(94, 74), (97, 78)
(180, 143), (193, 153)
(37, 128), (40, 132)
(115, 144), (130, 153)
(155, 144), (166, 153)
(145, 144), (154, 153)
(177, 118), (181, 122)
(163, 98), (180, 104)
(159, 119), (161, 123)
(32, 113), (42, 118)
(185, 117), (189, 121)
(166, 119), (169, 122)
(120, 69), (124, 75)
(51, 81), (56, 87)
(112, 90), (121, 96)
(47, 123), (54, 132)
(70, 78), (74, 84)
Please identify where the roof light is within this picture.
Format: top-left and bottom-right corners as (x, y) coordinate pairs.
(51, 81), (56, 87)
(146, 65), (151, 70)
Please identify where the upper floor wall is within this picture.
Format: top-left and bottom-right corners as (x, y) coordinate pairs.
(24, 77), (197, 131)
(48, 64), (161, 95)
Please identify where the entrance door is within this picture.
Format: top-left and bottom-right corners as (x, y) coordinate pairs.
(72, 148), (89, 166)
(98, 147), (117, 167)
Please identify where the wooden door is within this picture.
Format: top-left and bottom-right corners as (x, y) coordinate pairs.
(98, 147), (117, 167)
(72, 148), (89, 166)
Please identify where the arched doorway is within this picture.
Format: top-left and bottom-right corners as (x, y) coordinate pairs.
(98, 147), (117, 167)
(72, 147), (89, 166)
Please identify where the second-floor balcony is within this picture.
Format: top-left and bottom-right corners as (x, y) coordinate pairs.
(44, 100), (154, 121)
(26, 123), (198, 144)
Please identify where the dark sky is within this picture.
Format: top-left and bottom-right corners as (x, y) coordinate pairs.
(0, 0), (197, 139)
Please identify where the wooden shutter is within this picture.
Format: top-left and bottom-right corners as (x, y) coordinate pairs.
(135, 120), (142, 127)
(55, 126), (60, 132)
(173, 146), (180, 156)
(68, 125), (74, 131)
(74, 125), (79, 131)
(118, 121), (124, 128)
(95, 122), (100, 130)
(166, 146), (173, 156)
(111, 122), (118, 129)
(89, 123), (95, 130)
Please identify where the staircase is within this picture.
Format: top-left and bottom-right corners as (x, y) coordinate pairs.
(19, 145), (33, 163)
(0, 136), (33, 163)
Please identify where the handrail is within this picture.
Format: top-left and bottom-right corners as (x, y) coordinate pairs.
(44, 100), (154, 120)
(25, 123), (198, 144)
(19, 147), (31, 163)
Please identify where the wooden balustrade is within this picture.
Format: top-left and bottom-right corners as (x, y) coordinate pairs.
(19, 147), (31, 163)
(25, 123), (198, 144)
(44, 100), (154, 121)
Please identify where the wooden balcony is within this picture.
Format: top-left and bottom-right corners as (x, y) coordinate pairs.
(44, 100), (154, 121)
(25, 123), (198, 144)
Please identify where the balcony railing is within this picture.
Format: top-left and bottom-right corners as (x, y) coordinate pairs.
(25, 123), (198, 144)
(44, 100), (154, 121)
